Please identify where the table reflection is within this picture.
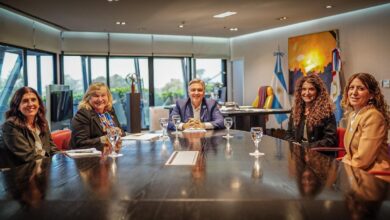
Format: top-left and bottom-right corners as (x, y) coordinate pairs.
(2, 159), (49, 208)
(337, 163), (389, 220)
(251, 156), (263, 179)
(0, 130), (389, 219)
(289, 143), (337, 198)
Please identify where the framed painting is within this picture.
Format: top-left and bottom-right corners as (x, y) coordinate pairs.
(288, 30), (338, 94)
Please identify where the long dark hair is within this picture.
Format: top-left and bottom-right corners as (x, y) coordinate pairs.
(292, 74), (334, 129)
(341, 73), (390, 128)
(5, 87), (48, 133)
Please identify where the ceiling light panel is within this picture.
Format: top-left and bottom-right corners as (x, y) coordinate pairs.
(213, 11), (237, 18)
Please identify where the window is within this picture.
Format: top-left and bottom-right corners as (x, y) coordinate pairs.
(27, 50), (55, 99)
(194, 58), (226, 101)
(63, 56), (86, 97)
(0, 45), (25, 123)
(90, 57), (107, 84)
(109, 57), (149, 129)
(153, 58), (189, 106)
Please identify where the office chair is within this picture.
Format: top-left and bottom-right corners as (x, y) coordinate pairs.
(51, 129), (72, 150)
(310, 127), (346, 158)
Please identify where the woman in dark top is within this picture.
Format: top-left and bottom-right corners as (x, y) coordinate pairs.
(285, 74), (337, 147)
(2, 87), (57, 166)
(70, 82), (124, 150)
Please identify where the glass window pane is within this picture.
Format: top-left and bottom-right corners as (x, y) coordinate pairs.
(91, 57), (107, 84)
(154, 58), (186, 106)
(109, 58), (135, 88)
(27, 55), (38, 90)
(27, 50), (55, 100)
(109, 57), (149, 129)
(40, 55), (54, 99)
(63, 56), (85, 106)
(138, 58), (149, 129)
(0, 45), (25, 123)
(195, 59), (224, 98)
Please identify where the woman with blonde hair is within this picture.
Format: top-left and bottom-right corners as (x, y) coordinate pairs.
(341, 73), (390, 172)
(285, 74), (337, 148)
(70, 82), (124, 150)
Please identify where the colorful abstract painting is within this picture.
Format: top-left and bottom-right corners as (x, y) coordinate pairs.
(288, 30), (338, 94)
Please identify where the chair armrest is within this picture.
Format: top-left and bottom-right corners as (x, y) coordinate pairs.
(368, 170), (390, 176)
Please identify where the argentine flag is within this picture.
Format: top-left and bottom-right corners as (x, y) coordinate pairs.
(271, 50), (290, 125)
(331, 48), (343, 124)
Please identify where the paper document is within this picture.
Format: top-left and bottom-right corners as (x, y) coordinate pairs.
(65, 148), (101, 158)
(165, 151), (199, 166)
(122, 133), (161, 141)
(183, 128), (207, 133)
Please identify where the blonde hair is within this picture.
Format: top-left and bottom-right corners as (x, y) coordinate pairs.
(188, 78), (205, 90)
(78, 82), (113, 111)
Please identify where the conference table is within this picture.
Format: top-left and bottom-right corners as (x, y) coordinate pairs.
(0, 130), (389, 219)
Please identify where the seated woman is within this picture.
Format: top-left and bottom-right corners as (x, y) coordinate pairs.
(341, 73), (390, 172)
(285, 74), (337, 147)
(70, 82), (124, 150)
(2, 87), (58, 166)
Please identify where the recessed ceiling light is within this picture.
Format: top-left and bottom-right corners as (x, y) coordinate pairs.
(229, 27), (238, 31)
(178, 21), (185, 28)
(277, 16), (288, 21)
(116, 21), (125, 25)
(121, 22), (126, 25)
(116, 21), (120, 25)
(326, 5), (333, 9)
(213, 11), (237, 18)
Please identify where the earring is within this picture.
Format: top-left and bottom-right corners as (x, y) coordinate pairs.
(368, 98), (374, 104)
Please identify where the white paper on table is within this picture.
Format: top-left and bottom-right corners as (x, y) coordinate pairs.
(182, 128), (207, 133)
(65, 148), (101, 158)
(165, 151), (199, 166)
(122, 133), (161, 141)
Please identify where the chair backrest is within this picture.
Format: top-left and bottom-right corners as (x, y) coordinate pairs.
(149, 107), (169, 131)
(51, 129), (72, 150)
(337, 127), (346, 157)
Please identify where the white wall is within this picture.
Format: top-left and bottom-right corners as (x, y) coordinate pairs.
(0, 8), (61, 53)
(231, 4), (390, 111)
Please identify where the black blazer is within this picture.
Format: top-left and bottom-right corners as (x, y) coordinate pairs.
(70, 108), (123, 150)
(1, 119), (58, 167)
(285, 113), (337, 147)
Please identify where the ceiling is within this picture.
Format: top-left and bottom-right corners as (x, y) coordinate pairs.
(1, 0), (389, 37)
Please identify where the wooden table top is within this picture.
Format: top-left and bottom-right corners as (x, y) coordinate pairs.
(0, 130), (389, 219)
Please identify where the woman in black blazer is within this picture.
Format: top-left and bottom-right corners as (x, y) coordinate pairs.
(285, 74), (337, 147)
(70, 82), (124, 150)
(2, 87), (57, 166)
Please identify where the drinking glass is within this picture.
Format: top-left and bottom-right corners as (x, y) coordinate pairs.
(172, 115), (181, 135)
(223, 117), (234, 139)
(249, 127), (265, 156)
(106, 127), (123, 157)
(159, 118), (169, 140)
